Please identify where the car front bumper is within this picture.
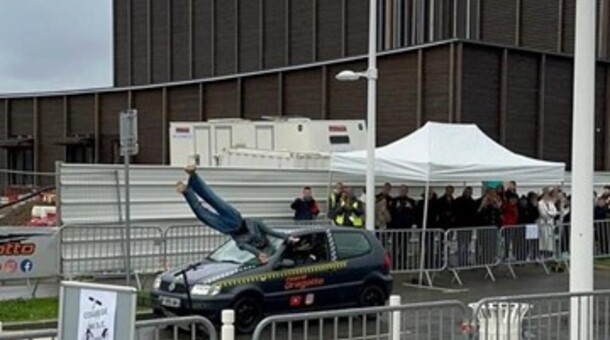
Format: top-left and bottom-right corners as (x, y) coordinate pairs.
(150, 291), (233, 322)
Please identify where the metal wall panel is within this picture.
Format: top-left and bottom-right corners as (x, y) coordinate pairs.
(133, 89), (164, 164)
(521, 0), (559, 52)
(346, 0), (368, 56)
(171, 0), (191, 81)
(193, 0), (213, 78)
(264, 0), (287, 68)
(562, 0), (575, 54)
(239, 0), (261, 72)
(9, 99), (33, 137)
(460, 46), (501, 140)
(543, 56), (572, 165)
(327, 61), (367, 119)
(506, 52), (538, 157)
(131, 0), (149, 85)
(205, 81), (239, 119)
(316, 0), (343, 61)
(480, 0), (517, 45)
(215, 0), (236, 75)
(289, 0), (314, 65)
(114, 0), (130, 86)
(284, 69), (323, 118)
(99, 93), (128, 164)
(38, 98), (65, 172)
(67, 95), (95, 136)
(243, 75), (280, 119)
(151, 0), (170, 83)
(168, 85), (200, 122)
(423, 46), (450, 124)
(378, 53), (419, 145)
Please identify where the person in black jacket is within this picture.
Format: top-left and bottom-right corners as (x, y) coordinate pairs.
(454, 187), (478, 228)
(389, 185), (416, 229)
(437, 185), (456, 230)
(291, 186), (320, 220)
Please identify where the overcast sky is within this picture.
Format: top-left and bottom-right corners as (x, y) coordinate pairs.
(0, 0), (112, 94)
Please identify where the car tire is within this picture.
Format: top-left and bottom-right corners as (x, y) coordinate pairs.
(231, 295), (264, 334)
(358, 284), (387, 308)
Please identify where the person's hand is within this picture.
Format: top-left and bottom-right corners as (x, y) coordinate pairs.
(258, 253), (269, 264)
(287, 236), (300, 244)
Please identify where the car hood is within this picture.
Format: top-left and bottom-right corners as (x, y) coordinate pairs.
(162, 261), (255, 285)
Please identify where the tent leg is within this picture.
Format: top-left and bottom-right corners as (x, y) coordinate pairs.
(326, 170), (334, 219)
(418, 181), (431, 286)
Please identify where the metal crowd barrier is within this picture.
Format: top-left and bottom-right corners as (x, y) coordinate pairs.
(375, 229), (446, 284)
(445, 227), (501, 286)
(499, 224), (559, 278)
(0, 315), (218, 340)
(163, 225), (229, 269)
(252, 298), (470, 340)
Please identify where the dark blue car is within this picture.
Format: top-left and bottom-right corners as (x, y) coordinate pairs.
(151, 226), (393, 333)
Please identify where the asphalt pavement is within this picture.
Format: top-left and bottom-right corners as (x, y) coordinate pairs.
(136, 266), (610, 340)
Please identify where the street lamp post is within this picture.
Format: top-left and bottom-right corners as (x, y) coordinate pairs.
(335, 0), (377, 231)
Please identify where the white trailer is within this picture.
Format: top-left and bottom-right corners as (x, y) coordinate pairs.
(169, 118), (366, 167)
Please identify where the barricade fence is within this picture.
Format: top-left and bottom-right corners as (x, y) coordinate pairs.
(34, 219), (610, 282)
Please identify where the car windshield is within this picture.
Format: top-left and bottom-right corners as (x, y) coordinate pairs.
(207, 236), (285, 265)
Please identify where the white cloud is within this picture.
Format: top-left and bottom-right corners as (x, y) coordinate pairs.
(0, 0), (112, 94)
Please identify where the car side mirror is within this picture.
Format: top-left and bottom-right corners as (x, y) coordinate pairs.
(275, 259), (296, 270)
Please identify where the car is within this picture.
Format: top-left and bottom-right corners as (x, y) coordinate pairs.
(151, 226), (393, 333)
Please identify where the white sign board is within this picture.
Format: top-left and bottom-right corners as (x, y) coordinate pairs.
(77, 289), (117, 340)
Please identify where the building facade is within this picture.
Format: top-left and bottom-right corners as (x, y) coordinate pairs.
(1, 0), (610, 180)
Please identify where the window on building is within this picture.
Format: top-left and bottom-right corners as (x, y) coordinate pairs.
(66, 145), (94, 163)
(8, 147), (33, 186)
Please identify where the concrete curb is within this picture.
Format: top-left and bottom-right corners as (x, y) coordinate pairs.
(2, 310), (154, 331)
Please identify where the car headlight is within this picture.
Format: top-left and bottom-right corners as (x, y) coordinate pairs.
(191, 284), (221, 296)
(153, 276), (162, 290)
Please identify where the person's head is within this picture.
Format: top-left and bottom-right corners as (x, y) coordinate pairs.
(445, 185), (455, 196)
(518, 196), (528, 208)
(302, 186), (312, 199)
(527, 191), (538, 203)
(382, 182), (392, 195)
(462, 186), (473, 198)
(604, 185), (610, 196)
(506, 181), (517, 192)
(399, 185), (409, 197)
(344, 186), (353, 198)
(597, 197), (606, 207)
(508, 193), (518, 205)
(495, 185), (505, 195)
(334, 182), (344, 193)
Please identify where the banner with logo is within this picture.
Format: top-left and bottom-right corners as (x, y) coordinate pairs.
(0, 227), (59, 280)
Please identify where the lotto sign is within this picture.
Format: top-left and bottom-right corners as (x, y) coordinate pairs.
(0, 227), (59, 280)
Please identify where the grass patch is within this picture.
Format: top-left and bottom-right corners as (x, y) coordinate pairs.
(0, 291), (153, 323)
(595, 259), (610, 267)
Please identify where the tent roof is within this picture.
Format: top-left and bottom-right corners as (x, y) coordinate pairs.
(330, 122), (566, 183)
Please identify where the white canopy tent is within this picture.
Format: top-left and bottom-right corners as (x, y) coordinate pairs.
(330, 122), (566, 285)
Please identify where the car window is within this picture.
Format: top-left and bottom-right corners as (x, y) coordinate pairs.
(333, 232), (372, 260)
(207, 236), (284, 266)
(281, 233), (329, 266)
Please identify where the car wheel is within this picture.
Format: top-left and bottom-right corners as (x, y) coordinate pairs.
(358, 284), (387, 307)
(232, 295), (264, 334)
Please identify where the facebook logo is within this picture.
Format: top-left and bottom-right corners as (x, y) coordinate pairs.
(20, 259), (33, 273)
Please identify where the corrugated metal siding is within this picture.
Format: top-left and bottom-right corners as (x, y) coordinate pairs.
(193, 0), (213, 78)
(133, 89), (164, 164)
(114, 0), (130, 86)
(67, 95), (95, 136)
(171, 0), (191, 81)
(506, 52), (539, 157)
(99, 93), (128, 164)
(132, 0), (149, 85)
(562, 0), (575, 54)
(460, 46), (501, 140)
(327, 61), (367, 119)
(151, 0), (170, 83)
(289, 0), (314, 65)
(215, 0), (236, 75)
(596, 66), (606, 170)
(284, 69), (323, 118)
(239, 0), (261, 72)
(521, 0), (559, 52)
(39, 98), (64, 172)
(543, 56), (572, 164)
(316, 0), (343, 61)
(168, 85), (200, 122)
(264, 0), (286, 68)
(378, 54), (419, 145)
(423, 47), (450, 124)
(9, 99), (33, 136)
(205, 81), (239, 119)
(346, 0), (368, 56)
(480, 0), (516, 45)
(243, 75), (280, 119)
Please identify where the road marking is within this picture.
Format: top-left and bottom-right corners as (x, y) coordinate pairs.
(401, 282), (470, 293)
